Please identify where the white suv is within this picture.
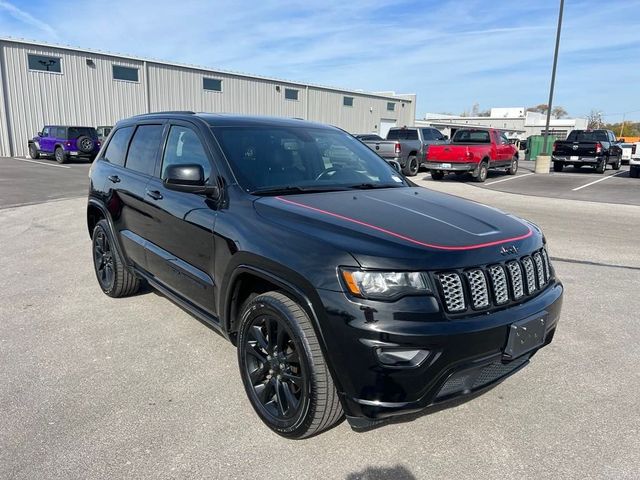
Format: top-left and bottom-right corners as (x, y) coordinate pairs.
(630, 143), (640, 178)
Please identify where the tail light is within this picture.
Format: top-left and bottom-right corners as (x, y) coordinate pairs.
(464, 149), (474, 161)
(552, 141), (557, 152)
(595, 143), (602, 154)
(394, 142), (401, 154)
(632, 145), (636, 154)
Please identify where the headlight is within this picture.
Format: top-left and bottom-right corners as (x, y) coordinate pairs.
(340, 268), (433, 300)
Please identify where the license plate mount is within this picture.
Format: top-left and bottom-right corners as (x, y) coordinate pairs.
(570, 155), (579, 161)
(441, 163), (451, 169)
(504, 315), (546, 359)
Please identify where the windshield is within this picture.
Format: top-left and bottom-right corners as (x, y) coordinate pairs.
(452, 130), (491, 144)
(566, 130), (608, 142)
(213, 126), (407, 193)
(68, 127), (98, 139)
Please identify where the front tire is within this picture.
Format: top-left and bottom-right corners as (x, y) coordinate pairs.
(402, 156), (419, 176)
(28, 144), (40, 159)
(508, 157), (518, 175)
(55, 146), (67, 164)
(237, 291), (343, 439)
(92, 219), (140, 297)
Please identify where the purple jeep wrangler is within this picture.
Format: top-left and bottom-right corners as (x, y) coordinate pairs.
(28, 126), (101, 164)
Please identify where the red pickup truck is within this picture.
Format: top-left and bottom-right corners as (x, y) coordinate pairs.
(425, 128), (519, 182)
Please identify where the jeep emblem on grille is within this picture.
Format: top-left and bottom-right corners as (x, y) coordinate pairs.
(500, 245), (518, 256)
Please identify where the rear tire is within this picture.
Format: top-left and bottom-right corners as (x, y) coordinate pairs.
(55, 146), (67, 164)
(92, 219), (140, 297)
(630, 166), (639, 178)
(237, 291), (343, 439)
(553, 161), (564, 172)
(430, 170), (445, 180)
(402, 156), (419, 176)
(612, 157), (621, 170)
(473, 161), (488, 183)
(595, 159), (606, 174)
(28, 144), (40, 159)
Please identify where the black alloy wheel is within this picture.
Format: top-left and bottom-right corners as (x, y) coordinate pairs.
(91, 219), (140, 297)
(243, 314), (305, 422)
(237, 292), (343, 438)
(93, 228), (115, 291)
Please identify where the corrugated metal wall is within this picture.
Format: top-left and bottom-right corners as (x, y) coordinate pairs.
(0, 39), (415, 157)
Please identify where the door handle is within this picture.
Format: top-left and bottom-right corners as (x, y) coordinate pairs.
(145, 189), (163, 200)
(108, 175), (120, 183)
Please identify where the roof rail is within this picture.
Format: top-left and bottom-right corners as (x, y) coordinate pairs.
(134, 111), (196, 117)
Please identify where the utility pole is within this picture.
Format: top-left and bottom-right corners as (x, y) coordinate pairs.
(541, 0), (565, 156)
(619, 113), (625, 138)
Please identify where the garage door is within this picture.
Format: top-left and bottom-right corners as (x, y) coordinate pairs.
(379, 119), (397, 139)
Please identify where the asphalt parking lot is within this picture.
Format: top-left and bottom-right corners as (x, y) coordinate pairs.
(424, 159), (640, 207)
(1, 157), (639, 479)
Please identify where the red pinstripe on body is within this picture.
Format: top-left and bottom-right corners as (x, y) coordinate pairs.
(275, 196), (533, 251)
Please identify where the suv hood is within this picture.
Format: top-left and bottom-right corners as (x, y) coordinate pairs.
(254, 187), (540, 270)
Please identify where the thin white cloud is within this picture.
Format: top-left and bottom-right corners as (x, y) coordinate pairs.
(0, 0), (58, 38)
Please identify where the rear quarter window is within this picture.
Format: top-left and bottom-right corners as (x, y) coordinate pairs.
(102, 126), (134, 167)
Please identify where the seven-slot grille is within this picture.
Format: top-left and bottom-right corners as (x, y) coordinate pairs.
(436, 247), (553, 313)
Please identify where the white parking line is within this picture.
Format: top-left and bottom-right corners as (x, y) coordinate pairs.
(572, 171), (625, 191)
(486, 173), (534, 185)
(9, 157), (71, 169)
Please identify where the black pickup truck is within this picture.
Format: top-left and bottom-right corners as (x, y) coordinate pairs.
(552, 129), (622, 173)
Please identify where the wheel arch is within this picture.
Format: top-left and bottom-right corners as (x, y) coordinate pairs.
(86, 199), (128, 267)
(223, 263), (346, 396)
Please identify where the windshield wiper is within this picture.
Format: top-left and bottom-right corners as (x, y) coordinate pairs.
(249, 185), (349, 196)
(346, 183), (404, 190)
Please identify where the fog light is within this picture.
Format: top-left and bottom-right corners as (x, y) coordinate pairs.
(376, 348), (430, 367)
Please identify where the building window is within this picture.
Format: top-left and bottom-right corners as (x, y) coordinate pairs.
(203, 78), (222, 92)
(343, 96), (354, 107)
(28, 54), (62, 73)
(387, 102), (396, 112)
(284, 88), (299, 101)
(112, 65), (139, 82)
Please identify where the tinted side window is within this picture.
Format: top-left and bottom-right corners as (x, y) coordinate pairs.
(125, 125), (163, 175)
(42, 127), (50, 137)
(103, 127), (133, 166)
(53, 127), (65, 138)
(421, 129), (434, 140)
(161, 126), (211, 181)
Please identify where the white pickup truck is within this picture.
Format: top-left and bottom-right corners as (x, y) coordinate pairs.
(630, 143), (639, 178)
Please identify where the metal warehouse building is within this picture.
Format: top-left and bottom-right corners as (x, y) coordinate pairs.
(0, 38), (416, 158)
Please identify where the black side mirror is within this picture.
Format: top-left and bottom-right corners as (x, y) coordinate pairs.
(443, 135), (449, 141)
(163, 164), (219, 198)
(37, 132), (43, 137)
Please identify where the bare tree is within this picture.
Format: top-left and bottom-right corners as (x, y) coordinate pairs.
(551, 106), (568, 119)
(527, 104), (549, 114)
(586, 109), (603, 129)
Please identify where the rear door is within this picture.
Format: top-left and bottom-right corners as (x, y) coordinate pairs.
(143, 121), (217, 314)
(102, 122), (164, 269)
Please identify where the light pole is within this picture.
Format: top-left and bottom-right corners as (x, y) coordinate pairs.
(541, 0), (565, 156)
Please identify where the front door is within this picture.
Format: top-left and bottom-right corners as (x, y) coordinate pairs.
(143, 122), (217, 315)
(39, 126), (53, 153)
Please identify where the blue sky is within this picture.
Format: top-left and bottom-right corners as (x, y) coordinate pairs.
(1, 0), (639, 121)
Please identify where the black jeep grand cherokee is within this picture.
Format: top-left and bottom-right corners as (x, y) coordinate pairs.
(87, 112), (563, 438)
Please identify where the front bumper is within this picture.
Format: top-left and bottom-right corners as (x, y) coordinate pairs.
(552, 155), (602, 165)
(316, 280), (563, 423)
(424, 161), (476, 171)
